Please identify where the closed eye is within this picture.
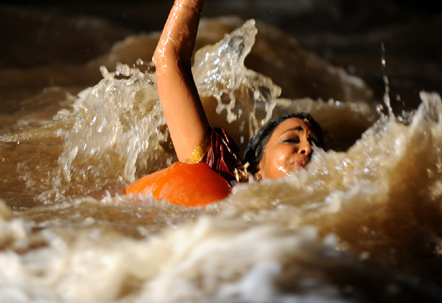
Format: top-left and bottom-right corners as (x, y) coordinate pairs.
(283, 138), (300, 144)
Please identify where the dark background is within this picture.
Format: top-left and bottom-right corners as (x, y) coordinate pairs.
(1, 0), (442, 109)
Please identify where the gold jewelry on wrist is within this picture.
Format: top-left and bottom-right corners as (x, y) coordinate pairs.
(174, 1), (201, 14)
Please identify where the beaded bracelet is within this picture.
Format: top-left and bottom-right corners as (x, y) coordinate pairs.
(174, 1), (201, 14)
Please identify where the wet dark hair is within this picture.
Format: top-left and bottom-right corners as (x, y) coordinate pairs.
(243, 112), (324, 175)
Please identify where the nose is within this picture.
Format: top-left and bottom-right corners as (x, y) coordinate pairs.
(298, 140), (312, 156)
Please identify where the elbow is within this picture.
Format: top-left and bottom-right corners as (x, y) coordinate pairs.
(153, 38), (192, 71)
(153, 48), (191, 79)
(153, 36), (181, 65)
(153, 45), (178, 73)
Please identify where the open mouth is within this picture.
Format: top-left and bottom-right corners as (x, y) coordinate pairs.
(291, 160), (307, 169)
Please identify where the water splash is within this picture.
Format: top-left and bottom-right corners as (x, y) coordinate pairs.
(380, 42), (394, 117)
(193, 19), (281, 138)
(47, 61), (170, 200)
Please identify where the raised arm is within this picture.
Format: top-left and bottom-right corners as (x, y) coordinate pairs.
(153, 0), (209, 162)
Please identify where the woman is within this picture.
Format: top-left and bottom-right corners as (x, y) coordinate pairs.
(154, 0), (323, 179)
(126, 0), (324, 205)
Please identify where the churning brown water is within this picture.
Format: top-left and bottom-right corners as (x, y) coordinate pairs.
(1, 4), (442, 303)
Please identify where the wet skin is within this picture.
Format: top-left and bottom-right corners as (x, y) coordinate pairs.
(257, 117), (312, 179)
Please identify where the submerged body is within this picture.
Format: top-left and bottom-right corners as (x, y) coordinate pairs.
(127, 0), (323, 204)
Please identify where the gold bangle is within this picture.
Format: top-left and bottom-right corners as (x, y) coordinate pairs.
(174, 1), (201, 14)
(185, 128), (212, 164)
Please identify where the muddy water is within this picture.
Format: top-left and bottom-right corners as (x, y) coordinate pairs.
(1, 5), (442, 303)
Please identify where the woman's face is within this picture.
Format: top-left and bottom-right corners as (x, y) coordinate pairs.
(257, 118), (312, 179)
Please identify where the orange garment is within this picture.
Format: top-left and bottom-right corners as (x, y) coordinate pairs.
(126, 128), (243, 207)
(125, 162), (231, 207)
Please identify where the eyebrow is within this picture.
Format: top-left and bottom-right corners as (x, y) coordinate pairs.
(282, 127), (304, 135)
